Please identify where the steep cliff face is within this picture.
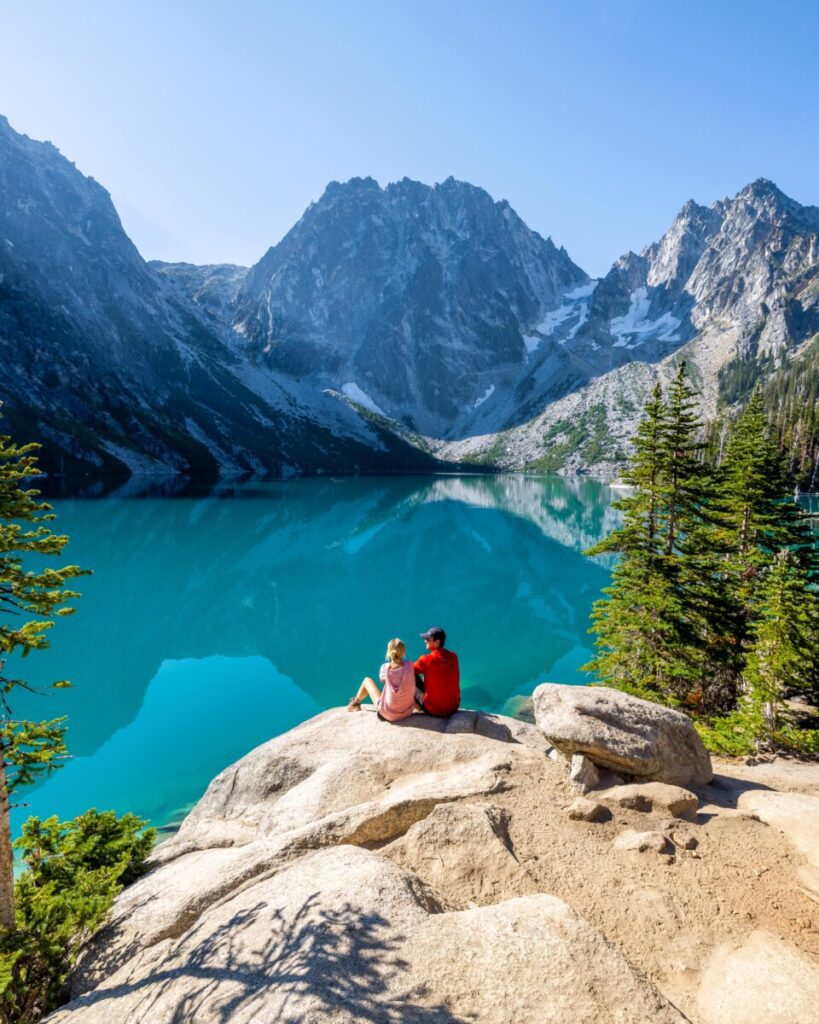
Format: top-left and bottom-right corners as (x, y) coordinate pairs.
(0, 116), (440, 478)
(2, 109), (817, 479)
(685, 179), (819, 358)
(440, 180), (819, 472)
(229, 176), (588, 437)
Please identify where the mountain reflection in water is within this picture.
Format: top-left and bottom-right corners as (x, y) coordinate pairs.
(14, 475), (615, 834)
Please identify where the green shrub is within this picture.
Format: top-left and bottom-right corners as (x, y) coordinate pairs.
(0, 810), (154, 1024)
(696, 713), (758, 756)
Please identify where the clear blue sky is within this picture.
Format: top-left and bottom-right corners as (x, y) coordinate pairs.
(2, 0), (817, 277)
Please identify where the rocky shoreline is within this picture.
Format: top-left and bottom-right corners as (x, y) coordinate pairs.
(48, 686), (819, 1023)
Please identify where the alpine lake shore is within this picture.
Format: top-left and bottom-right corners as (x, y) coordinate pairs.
(45, 682), (819, 1024)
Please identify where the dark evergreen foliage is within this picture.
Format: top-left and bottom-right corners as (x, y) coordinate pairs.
(584, 366), (718, 704)
(585, 365), (819, 751)
(0, 810), (154, 1024)
(714, 334), (819, 492)
(0, 424), (88, 930)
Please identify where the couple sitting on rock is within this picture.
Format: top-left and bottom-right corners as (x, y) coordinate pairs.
(347, 626), (460, 722)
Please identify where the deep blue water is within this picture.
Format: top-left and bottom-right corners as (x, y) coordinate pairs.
(12, 474), (621, 836)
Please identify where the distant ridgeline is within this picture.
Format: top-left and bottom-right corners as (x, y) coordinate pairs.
(1, 112), (818, 482)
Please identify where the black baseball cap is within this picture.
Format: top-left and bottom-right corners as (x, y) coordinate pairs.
(420, 627), (446, 644)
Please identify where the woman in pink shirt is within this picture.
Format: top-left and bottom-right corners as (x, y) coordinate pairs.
(347, 638), (418, 722)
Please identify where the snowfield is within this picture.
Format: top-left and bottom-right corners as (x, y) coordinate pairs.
(611, 287), (682, 347)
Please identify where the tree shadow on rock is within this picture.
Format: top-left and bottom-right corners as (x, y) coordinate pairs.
(69, 893), (472, 1023)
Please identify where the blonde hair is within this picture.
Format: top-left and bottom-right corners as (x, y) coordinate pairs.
(385, 638), (406, 667)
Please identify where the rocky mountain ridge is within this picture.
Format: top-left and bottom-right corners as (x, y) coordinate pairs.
(161, 174), (590, 439)
(0, 115), (442, 479)
(2, 111), (818, 480)
(438, 179), (819, 471)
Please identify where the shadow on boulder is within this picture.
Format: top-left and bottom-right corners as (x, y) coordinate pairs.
(62, 893), (468, 1023)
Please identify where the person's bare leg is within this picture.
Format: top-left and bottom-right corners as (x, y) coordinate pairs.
(347, 677), (381, 710)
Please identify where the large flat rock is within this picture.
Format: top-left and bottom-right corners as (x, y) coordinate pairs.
(69, 708), (544, 995)
(697, 929), (819, 1024)
(600, 782), (699, 818)
(46, 706), (819, 1024)
(533, 683), (713, 787)
(48, 846), (689, 1024)
(384, 802), (535, 904)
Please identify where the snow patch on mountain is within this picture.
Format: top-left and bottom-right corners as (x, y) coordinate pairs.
(473, 384), (496, 408)
(535, 280), (598, 343)
(537, 302), (577, 336)
(610, 287), (682, 348)
(565, 280), (599, 301)
(565, 301), (590, 342)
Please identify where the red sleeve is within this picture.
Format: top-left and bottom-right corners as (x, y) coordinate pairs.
(414, 654), (429, 675)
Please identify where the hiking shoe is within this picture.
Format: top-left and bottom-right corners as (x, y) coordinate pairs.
(347, 696), (362, 712)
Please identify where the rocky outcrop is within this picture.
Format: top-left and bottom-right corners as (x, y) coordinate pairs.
(49, 845), (687, 1024)
(69, 708), (532, 994)
(600, 782), (699, 818)
(46, 707), (819, 1024)
(532, 682), (713, 787)
(51, 708), (687, 1023)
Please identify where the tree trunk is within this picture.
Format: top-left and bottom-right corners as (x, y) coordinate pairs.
(0, 755), (15, 929)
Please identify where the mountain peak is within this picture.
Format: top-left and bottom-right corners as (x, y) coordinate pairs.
(727, 178), (819, 227)
(740, 177), (784, 200)
(321, 176), (381, 198)
(676, 198), (712, 220)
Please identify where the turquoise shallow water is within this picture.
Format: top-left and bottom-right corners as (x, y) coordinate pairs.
(12, 474), (619, 837)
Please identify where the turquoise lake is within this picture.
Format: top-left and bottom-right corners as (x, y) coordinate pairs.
(13, 474), (623, 838)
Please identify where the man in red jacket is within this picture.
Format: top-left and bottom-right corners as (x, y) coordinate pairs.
(414, 627), (460, 717)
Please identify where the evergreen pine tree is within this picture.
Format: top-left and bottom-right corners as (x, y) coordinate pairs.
(661, 362), (709, 558)
(719, 386), (816, 574)
(584, 381), (697, 701)
(716, 385), (817, 670)
(740, 550), (819, 749)
(0, 427), (86, 929)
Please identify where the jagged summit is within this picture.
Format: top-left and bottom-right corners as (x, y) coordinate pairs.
(739, 176), (787, 201)
(232, 173), (588, 436)
(0, 113), (439, 479)
(1, 107), (817, 478)
(439, 176), (819, 473)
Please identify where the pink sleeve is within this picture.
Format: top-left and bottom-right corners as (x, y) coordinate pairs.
(379, 663), (388, 684)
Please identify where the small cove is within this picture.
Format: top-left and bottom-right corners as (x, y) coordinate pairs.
(13, 474), (620, 836)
